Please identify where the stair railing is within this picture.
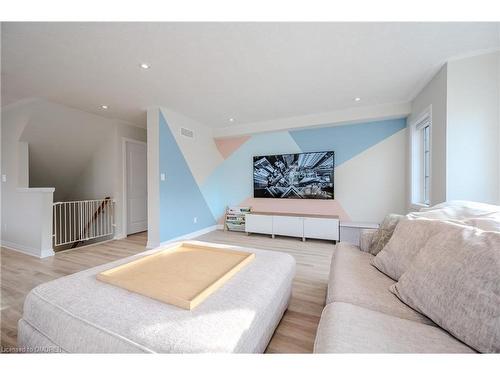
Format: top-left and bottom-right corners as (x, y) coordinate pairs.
(52, 197), (114, 248)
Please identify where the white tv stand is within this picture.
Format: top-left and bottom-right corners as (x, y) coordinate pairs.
(245, 212), (340, 243)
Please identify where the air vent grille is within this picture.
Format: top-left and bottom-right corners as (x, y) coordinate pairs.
(180, 127), (194, 139)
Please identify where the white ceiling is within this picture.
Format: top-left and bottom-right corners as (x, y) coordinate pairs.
(2, 22), (499, 128)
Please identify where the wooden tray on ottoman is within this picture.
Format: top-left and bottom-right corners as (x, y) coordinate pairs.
(97, 242), (255, 310)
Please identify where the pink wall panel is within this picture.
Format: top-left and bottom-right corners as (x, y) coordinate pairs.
(219, 196), (351, 224)
(214, 136), (251, 159)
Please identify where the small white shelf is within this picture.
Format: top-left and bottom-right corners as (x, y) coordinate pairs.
(224, 206), (251, 232)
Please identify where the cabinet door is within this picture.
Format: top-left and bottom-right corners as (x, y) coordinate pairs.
(303, 217), (339, 240)
(273, 216), (304, 238)
(245, 214), (273, 234)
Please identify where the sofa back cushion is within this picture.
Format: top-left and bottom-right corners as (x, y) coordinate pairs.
(390, 223), (500, 353)
(408, 200), (500, 232)
(416, 200), (500, 215)
(371, 219), (452, 280)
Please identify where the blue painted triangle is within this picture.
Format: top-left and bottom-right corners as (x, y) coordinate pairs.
(159, 112), (216, 241)
(290, 118), (406, 166)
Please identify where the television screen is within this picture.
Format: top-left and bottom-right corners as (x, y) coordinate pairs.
(253, 151), (334, 199)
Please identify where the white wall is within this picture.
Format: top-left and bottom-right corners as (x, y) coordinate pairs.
(161, 108), (223, 186)
(408, 51), (500, 207)
(20, 100), (117, 201)
(446, 52), (500, 204)
(335, 129), (407, 222)
(67, 131), (115, 201)
(1, 22), (2, 254)
(146, 108), (160, 249)
(18, 141), (29, 186)
(2, 188), (55, 258)
(1, 99), (147, 255)
(408, 64), (448, 207)
(62, 120), (147, 239)
(1, 101), (55, 256)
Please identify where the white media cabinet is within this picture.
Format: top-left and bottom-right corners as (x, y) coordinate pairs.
(245, 212), (340, 243)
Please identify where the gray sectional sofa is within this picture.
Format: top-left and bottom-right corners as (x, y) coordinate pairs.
(313, 240), (475, 353)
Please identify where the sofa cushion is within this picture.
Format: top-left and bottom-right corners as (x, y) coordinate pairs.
(326, 242), (432, 325)
(313, 302), (475, 353)
(371, 219), (465, 281)
(391, 223), (500, 353)
(368, 214), (404, 255)
(419, 200), (500, 211)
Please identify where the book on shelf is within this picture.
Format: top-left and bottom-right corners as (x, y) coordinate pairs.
(224, 206), (251, 232)
(226, 206), (251, 214)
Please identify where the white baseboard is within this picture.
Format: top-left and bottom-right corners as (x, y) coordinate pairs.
(1, 240), (55, 258)
(157, 225), (220, 248)
(40, 248), (56, 258)
(146, 240), (160, 249)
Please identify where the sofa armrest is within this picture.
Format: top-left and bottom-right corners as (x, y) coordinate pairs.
(359, 228), (378, 253)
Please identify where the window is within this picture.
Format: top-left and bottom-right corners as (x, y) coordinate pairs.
(411, 107), (432, 207)
(422, 124), (430, 205)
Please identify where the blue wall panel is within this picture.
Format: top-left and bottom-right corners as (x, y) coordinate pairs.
(290, 118), (407, 166)
(159, 113), (216, 241)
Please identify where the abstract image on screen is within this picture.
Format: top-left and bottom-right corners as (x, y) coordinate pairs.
(253, 151), (334, 199)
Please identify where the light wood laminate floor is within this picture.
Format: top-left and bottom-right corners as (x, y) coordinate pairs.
(1, 230), (333, 353)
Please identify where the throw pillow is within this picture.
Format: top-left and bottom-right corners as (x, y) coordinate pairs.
(390, 222), (500, 353)
(371, 218), (456, 280)
(367, 214), (404, 256)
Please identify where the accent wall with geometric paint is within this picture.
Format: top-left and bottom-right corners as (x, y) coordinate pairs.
(159, 112), (216, 241)
(158, 108), (407, 242)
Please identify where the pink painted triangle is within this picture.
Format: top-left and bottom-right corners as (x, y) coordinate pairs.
(215, 136), (251, 159)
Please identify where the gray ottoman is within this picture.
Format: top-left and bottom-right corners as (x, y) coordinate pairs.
(18, 241), (295, 353)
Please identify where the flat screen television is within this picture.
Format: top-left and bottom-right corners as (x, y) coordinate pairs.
(253, 151), (334, 199)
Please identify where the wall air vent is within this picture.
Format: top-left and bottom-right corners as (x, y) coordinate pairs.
(180, 127), (194, 139)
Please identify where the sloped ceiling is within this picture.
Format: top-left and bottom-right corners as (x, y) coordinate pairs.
(19, 100), (115, 201)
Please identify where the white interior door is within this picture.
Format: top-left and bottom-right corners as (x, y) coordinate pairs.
(126, 141), (147, 235)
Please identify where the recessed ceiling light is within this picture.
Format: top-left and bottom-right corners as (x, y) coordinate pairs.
(100, 105), (108, 110)
(140, 63), (150, 69)
(354, 97), (361, 102)
(229, 118), (235, 122)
